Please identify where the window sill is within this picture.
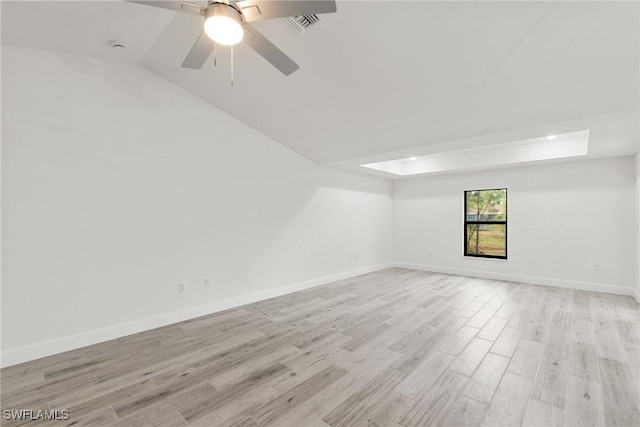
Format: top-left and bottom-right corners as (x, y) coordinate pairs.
(463, 255), (508, 262)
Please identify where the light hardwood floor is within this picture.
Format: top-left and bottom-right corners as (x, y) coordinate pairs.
(1, 268), (639, 426)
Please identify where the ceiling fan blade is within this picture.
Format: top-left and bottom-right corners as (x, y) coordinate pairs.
(182, 31), (216, 69)
(127, 1), (205, 16)
(235, 0), (336, 22)
(243, 24), (300, 75)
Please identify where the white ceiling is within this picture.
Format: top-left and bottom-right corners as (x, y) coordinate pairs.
(1, 1), (175, 63)
(2, 1), (639, 176)
(332, 109), (640, 178)
(362, 130), (590, 177)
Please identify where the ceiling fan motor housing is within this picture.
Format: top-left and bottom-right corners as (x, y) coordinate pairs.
(206, 2), (244, 24)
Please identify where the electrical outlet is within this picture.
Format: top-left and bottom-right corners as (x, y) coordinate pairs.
(595, 264), (601, 272)
(178, 283), (186, 293)
(354, 254), (359, 261)
(204, 277), (210, 287)
(428, 252), (433, 258)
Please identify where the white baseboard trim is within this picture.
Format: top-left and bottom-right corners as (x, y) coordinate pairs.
(0, 262), (393, 368)
(394, 262), (637, 298)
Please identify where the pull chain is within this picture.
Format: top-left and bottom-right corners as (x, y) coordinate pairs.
(230, 44), (234, 87)
(214, 5), (218, 67)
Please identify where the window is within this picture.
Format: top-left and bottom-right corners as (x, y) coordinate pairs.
(464, 188), (507, 259)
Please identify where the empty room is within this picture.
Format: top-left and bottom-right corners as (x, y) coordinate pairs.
(1, 0), (639, 426)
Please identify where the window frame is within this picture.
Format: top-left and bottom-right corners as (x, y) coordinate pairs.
(463, 188), (508, 260)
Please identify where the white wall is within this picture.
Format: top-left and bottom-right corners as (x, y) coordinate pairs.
(393, 158), (636, 295)
(636, 153), (640, 300)
(1, 46), (392, 364)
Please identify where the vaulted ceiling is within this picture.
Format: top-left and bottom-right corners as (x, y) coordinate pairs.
(3, 1), (639, 177)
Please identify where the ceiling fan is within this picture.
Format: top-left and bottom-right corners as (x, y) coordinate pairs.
(130, 1), (337, 76)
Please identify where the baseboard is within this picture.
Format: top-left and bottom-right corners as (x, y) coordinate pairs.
(634, 289), (640, 304)
(394, 262), (638, 298)
(0, 262), (393, 368)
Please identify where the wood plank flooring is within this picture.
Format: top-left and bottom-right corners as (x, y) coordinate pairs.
(1, 268), (639, 426)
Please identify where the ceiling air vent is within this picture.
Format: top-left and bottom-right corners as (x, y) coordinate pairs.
(285, 14), (320, 35)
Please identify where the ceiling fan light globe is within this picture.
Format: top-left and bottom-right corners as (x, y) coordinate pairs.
(204, 15), (243, 45)
(203, 3), (244, 46)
